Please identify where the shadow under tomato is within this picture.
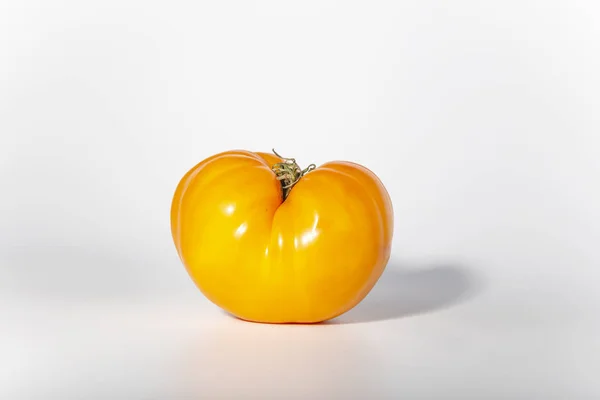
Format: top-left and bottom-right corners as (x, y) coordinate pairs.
(329, 260), (484, 324)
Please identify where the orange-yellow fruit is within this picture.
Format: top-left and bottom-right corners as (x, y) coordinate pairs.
(171, 150), (393, 323)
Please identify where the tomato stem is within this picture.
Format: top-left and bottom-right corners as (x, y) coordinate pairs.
(271, 149), (316, 200)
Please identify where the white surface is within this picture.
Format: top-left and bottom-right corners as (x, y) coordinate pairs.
(1, 1), (599, 398)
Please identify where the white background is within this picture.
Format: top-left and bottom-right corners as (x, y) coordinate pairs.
(1, 1), (599, 398)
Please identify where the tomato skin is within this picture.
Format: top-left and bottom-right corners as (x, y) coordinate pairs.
(171, 150), (393, 323)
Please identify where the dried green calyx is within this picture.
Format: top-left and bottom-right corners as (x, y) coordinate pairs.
(271, 149), (316, 200)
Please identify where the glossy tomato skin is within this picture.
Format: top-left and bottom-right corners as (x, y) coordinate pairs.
(171, 150), (393, 323)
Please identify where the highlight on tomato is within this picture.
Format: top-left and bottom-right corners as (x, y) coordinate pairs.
(170, 149), (393, 323)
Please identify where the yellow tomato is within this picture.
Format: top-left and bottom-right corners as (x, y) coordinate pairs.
(171, 150), (393, 323)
